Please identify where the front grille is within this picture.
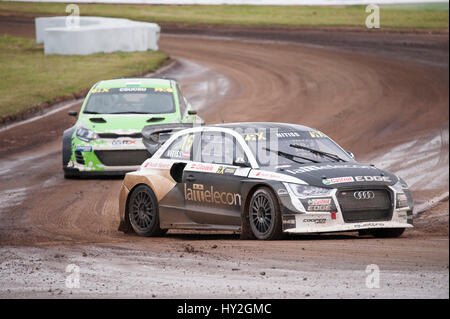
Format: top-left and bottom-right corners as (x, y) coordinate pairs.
(94, 150), (150, 166)
(75, 151), (85, 165)
(97, 133), (142, 139)
(337, 189), (393, 223)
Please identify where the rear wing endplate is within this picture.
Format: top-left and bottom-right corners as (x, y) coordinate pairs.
(142, 123), (200, 156)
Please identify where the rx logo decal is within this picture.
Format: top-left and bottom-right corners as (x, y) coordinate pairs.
(112, 140), (136, 145)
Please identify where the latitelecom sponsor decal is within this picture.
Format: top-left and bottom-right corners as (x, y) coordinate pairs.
(184, 184), (242, 206)
(322, 176), (354, 185)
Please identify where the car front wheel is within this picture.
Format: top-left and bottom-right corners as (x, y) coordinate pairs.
(248, 187), (283, 240)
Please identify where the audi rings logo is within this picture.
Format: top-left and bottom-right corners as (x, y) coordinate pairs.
(353, 191), (375, 200)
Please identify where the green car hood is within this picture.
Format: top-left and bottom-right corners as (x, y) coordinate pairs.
(77, 113), (181, 132)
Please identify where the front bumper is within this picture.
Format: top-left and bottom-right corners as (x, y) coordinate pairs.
(280, 184), (413, 234)
(282, 208), (413, 234)
(69, 137), (150, 173)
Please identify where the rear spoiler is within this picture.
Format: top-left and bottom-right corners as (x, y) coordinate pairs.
(142, 123), (200, 156)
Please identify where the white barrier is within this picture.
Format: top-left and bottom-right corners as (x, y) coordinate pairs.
(35, 16), (160, 55)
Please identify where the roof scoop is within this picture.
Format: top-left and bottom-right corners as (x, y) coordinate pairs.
(89, 117), (107, 123)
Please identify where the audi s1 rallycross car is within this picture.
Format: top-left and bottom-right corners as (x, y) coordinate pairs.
(118, 122), (414, 240)
(62, 78), (202, 178)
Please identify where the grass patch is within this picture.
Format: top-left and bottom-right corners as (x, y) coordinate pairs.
(0, 1), (448, 29)
(0, 34), (169, 121)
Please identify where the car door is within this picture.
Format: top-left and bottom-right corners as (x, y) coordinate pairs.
(182, 130), (251, 227)
(157, 131), (198, 228)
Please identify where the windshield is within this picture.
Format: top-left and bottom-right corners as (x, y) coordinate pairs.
(240, 129), (353, 167)
(83, 87), (176, 114)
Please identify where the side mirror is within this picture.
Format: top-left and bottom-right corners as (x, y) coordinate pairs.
(188, 110), (197, 116)
(233, 158), (250, 168)
(68, 110), (78, 117)
(346, 151), (355, 159)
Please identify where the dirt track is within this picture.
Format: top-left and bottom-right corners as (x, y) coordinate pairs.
(0, 17), (448, 298)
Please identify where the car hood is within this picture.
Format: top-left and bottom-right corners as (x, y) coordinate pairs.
(78, 113), (180, 132)
(264, 162), (399, 188)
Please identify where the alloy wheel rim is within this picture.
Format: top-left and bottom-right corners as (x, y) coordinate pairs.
(130, 190), (154, 230)
(250, 193), (274, 235)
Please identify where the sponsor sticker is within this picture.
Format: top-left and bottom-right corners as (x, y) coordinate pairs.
(244, 132), (266, 141)
(154, 88), (173, 93)
(111, 140), (137, 146)
(353, 222), (385, 229)
(286, 164), (377, 175)
(119, 87), (147, 92)
(307, 198), (332, 206)
(309, 131), (326, 138)
(184, 184), (241, 206)
(75, 145), (92, 152)
(277, 132), (300, 138)
(307, 205), (331, 211)
(302, 218), (327, 224)
(144, 161), (171, 169)
(190, 163), (215, 172)
(322, 176), (354, 185)
(253, 171), (281, 179)
(216, 166), (237, 175)
(167, 150), (190, 159)
(91, 88), (109, 94)
(355, 175), (392, 183)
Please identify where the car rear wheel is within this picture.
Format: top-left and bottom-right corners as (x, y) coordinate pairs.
(248, 187), (283, 240)
(366, 228), (405, 238)
(128, 185), (165, 237)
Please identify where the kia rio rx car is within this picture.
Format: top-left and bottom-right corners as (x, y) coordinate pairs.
(118, 122), (414, 240)
(62, 78), (202, 178)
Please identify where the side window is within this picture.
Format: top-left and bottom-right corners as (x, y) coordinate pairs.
(198, 132), (247, 165)
(162, 133), (196, 160)
(177, 84), (187, 116)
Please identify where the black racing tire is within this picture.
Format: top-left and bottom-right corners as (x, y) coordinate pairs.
(248, 187), (284, 240)
(367, 228), (405, 238)
(127, 185), (166, 237)
(63, 168), (80, 179)
(62, 127), (77, 179)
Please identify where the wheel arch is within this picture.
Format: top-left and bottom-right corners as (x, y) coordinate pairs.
(119, 172), (176, 232)
(240, 180), (284, 219)
(62, 125), (76, 166)
(122, 182), (153, 233)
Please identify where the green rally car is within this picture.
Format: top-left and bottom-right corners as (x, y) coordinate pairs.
(62, 78), (202, 178)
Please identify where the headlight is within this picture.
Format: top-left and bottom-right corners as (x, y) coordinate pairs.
(76, 126), (97, 142)
(391, 179), (409, 208)
(285, 183), (333, 198)
(391, 180), (404, 193)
